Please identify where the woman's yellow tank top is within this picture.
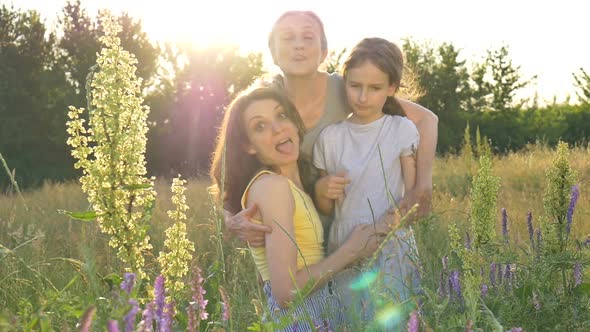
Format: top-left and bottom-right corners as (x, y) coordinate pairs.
(240, 170), (325, 281)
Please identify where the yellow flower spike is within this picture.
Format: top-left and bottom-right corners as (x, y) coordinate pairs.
(158, 175), (195, 296)
(65, 12), (155, 279)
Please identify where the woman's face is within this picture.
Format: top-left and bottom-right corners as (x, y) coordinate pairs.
(270, 14), (327, 77)
(345, 60), (396, 124)
(242, 98), (300, 169)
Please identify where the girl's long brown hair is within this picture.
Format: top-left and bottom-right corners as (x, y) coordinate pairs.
(342, 37), (421, 116)
(209, 82), (309, 214)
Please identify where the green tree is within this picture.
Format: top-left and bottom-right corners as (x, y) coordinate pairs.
(57, 0), (160, 108)
(572, 67), (590, 104)
(403, 39), (472, 153)
(469, 45), (535, 112)
(403, 39), (471, 113)
(323, 48), (347, 74)
(154, 46), (264, 176)
(0, 5), (73, 188)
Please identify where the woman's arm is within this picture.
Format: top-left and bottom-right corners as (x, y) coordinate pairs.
(398, 99), (438, 216)
(247, 174), (385, 308)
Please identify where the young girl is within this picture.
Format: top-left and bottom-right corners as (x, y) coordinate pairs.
(313, 37), (420, 327)
(210, 83), (390, 331)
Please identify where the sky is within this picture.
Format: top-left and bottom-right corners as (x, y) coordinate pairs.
(8, 0), (590, 105)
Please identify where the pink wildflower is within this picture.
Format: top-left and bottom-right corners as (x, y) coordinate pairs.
(191, 266), (209, 321)
(407, 311), (419, 332)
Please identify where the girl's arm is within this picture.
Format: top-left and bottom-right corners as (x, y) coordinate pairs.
(401, 154), (417, 193)
(313, 170), (349, 215)
(247, 174), (384, 308)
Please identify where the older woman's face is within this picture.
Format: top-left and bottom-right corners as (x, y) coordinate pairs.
(270, 14), (327, 76)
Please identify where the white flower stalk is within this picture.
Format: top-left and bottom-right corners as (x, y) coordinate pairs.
(66, 13), (155, 278)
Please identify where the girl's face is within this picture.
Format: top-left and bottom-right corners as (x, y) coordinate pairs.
(242, 98), (300, 170)
(270, 14), (327, 77)
(345, 60), (396, 124)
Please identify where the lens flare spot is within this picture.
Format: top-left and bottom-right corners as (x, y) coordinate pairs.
(349, 270), (379, 290)
(376, 303), (403, 327)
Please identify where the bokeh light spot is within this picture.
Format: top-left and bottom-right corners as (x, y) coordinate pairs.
(349, 270), (379, 290)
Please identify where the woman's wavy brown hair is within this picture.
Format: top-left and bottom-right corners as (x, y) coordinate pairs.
(209, 82), (311, 214)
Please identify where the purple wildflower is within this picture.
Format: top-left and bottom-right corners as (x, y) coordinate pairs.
(501, 208), (508, 242)
(442, 255), (449, 271)
(504, 264), (512, 289)
(497, 263), (503, 285)
(187, 304), (197, 332)
(465, 232), (472, 249)
(120, 272), (136, 295)
(407, 311), (419, 332)
(450, 270), (462, 300)
(219, 286), (231, 322)
(535, 228), (542, 248)
(566, 185), (579, 235)
(490, 263), (497, 287)
(508, 328), (523, 332)
(138, 302), (154, 332)
(481, 284), (489, 298)
(574, 262), (582, 286)
(532, 291), (541, 311)
(107, 320), (120, 332)
(124, 299), (139, 332)
(154, 275), (166, 323)
(192, 266), (209, 321)
(160, 301), (175, 332)
(584, 236), (590, 247)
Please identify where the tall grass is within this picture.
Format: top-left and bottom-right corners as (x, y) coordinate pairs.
(2, 144), (589, 329)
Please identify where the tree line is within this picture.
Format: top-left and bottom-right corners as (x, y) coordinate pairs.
(1, 1), (589, 189)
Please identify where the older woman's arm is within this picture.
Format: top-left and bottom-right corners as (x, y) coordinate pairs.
(398, 99), (438, 217)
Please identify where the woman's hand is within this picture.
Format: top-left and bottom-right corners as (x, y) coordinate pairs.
(398, 187), (432, 219)
(225, 204), (272, 247)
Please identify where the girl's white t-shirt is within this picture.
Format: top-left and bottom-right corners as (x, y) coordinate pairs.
(312, 114), (419, 250)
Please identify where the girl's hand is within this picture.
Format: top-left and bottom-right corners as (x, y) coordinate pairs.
(315, 170), (350, 200)
(225, 204), (272, 247)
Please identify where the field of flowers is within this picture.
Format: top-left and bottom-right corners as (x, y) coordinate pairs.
(1, 14), (589, 331)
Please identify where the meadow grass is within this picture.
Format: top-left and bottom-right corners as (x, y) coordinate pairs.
(1, 144), (589, 329)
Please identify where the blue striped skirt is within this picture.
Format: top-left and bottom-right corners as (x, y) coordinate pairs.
(262, 280), (345, 331)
